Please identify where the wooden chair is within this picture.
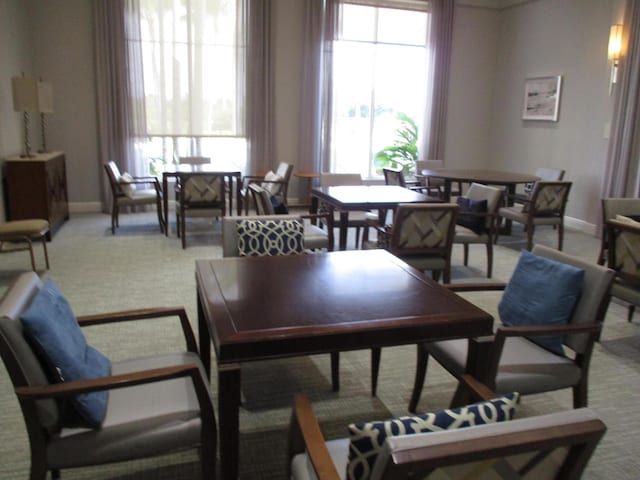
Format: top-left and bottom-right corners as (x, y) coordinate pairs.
(606, 217), (640, 322)
(103, 161), (164, 234)
(0, 272), (217, 480)
(409, 245), (614, 414)
(453, 182), (503, 278)
(0, 219), (50, 271)
(497, 181), (572, 251)
(513, 167), (565, 204)
(288, 375), (606, 480)
(597, 197), (640, 265)
(175, 172), (226, 249)
(240, 162), (293, 214)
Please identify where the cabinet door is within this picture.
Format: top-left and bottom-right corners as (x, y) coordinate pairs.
(47, 154), (69, 225)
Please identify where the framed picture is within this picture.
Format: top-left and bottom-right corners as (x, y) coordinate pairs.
(522, 75), (562, 121)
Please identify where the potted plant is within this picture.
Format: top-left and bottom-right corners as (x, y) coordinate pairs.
(374, 112), (418, 175)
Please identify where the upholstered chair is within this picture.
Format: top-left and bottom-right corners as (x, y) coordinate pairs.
(513, 167), (565, 204)
(0, 219), (50, 271)
(597, 197), (640, 265)
(606, 217), (640, 322)
(240, 162), (293, 214)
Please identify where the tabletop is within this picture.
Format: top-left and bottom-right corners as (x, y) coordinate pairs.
(312, 184), (438, 209)
(418, 168), (540, 185)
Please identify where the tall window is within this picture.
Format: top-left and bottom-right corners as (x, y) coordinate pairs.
(131, 0), (246, 174)
(331, 1), (431, 178)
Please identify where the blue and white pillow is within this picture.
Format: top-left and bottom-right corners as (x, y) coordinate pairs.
(20, 279), (111, 428)
(237, 219), (304, 256)
(346, 393), (519, 480)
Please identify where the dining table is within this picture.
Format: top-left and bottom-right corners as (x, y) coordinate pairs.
(160, 164), (242, 235)
(311, 185), (440, 250)
(195, 248), (494, 480)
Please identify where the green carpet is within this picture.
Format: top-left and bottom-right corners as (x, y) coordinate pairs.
(0, 211), (638, 479)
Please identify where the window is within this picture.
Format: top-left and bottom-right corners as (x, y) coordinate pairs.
(331, 1), (431, 178)
(130, 0), (246, 174)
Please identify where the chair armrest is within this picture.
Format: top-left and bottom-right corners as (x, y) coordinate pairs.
(458, 374), (498, 402)
(77, 307), (198, 354)
(288, 393), (341, 480)
(495, 322), (602, 339)
(443, 282), (507, 292)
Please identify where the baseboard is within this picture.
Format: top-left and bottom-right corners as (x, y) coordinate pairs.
(565, 216), (597, 237)
(69, 202), (103, 213)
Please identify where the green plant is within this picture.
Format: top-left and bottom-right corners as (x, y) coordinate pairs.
(374, 112), (418, 175)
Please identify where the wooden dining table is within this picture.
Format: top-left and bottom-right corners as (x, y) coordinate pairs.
(161, 164), (242, 236)
(196, 249), (493, 480)
(311, 185), (440, 250)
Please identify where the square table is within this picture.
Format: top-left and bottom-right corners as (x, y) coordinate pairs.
(196, 249), (493, 479)
(311, 185), (440, 250)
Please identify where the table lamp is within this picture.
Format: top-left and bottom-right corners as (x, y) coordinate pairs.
(37, 80), (54, 153)
(12, 76), (39, 158)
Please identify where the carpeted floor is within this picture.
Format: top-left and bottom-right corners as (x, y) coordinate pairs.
(0, 211), (638, 479)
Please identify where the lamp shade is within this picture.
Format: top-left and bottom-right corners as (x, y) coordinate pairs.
(37, 81), (54, 113)
(12, 76), (39, 112)
(608, 24), (623, 61)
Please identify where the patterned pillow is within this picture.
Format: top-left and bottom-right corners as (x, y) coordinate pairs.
(237, 219), (304, 256)
(346, 393), (519, 480)
(456, 196), (487, 234)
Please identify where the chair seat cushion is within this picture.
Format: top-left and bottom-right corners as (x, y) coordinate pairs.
(456, 197), (487, 234)
(20, 280), (111, 428)
(454, 224), (488, 243)
(346, 393), (518, 480)
(498, 206), (562, 225)
(291, 438), (350, 480)
(0, 219), (50, 238)
(47, 352), (206, 469)
(237, 219), (304, 256)
(303, 222), (329, 250)
(498, 250), (584, 355)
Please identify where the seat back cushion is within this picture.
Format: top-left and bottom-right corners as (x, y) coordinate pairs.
(262, 170), (284, 195)
(456, 197), (487, 234)
(498, 249), (584, 355)
(20, 279), (111, 428)
(236, 219), (304, 256)
(346, 393), (519, 480)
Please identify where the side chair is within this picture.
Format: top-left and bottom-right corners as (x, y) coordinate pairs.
(513, 167), (565, 205)
(0, 219), (51, 271)
(408, 245), (614, 414)
(240, 162), (293, 214)
(0, 271), (217, 480)
(606, 217), (640, 322)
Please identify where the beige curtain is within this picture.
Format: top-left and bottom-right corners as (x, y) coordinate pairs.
(245, 0), (273, 174)
(425, 0), (455, 161)
(603, 0), (640, 198)
(94, 0), (145, 210)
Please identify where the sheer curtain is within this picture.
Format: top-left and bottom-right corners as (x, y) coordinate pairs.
(602, 0), (640, 198)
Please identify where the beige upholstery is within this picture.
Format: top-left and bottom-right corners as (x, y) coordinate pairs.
(0, 219), (50, 271)
(175, 172), (226, 249)
(453, 183), (503, 277)
(289, 393), (606, 480)
(103, 161), (164, 235)
(497, 181), (572, 251)
(0, 272), (216, 479)
(409, 244), (614, 413)
(598, 197), (640, 265)
(605, 217), (640, 322)
(241, 162), (293, 214)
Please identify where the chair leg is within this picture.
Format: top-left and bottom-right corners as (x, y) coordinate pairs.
(463, 244), (469, 266)
(181, 213), (187, 249)
(330, 352), (340, 391)
(111, 203), (118, 234)
(558, 223), (564, 251)
(371, 347), (381, 396)
(40, 236), (50, 270)
(628, 304), (635, 322)
(409, 343), (429, 413)
(24, 238), (37, 271)
(526, 224), (534, 251)
(486, 241), (493, 278)
(355, 227), (361, 249)
(573, 379), (587, 408)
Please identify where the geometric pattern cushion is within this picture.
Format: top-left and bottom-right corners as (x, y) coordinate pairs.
(397, 208), (455, 249)
(613, 223), (640, 276)
(524, 183), (569, 214)
(498, 250), (584, 355)
(346, 393), (519, 480)
(19, 279), (111, 429)
(182, 175), (223, 203)
(237, 219), (304, 257)
(456, 196), (487, 234)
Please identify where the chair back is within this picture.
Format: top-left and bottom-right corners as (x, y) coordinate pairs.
(0, 272), (62, 437)
(249, 184), (275, 215)
(601, 198), (640, 223)
(606, 218), (640, 286)
(179, 156), (210, 168)
(382, 167), (406, 187)
(223, 215), (304, 257)
(275, 162), (294, 182)
(464, 182), (503, 231)
(524, 167), (565, 194)
(177, 172), (226, 211)
(320, 173), (363, 187)
(104, 161), (126, 197)
(370, 407), (605, 480)
(528, 181), (572, 217)
(532, 245), (614, 354)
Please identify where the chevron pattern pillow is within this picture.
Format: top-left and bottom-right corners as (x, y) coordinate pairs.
(346, 393), (519, 480)
(237, 219), (304, 256)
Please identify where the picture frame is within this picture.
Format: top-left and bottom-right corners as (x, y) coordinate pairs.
(522, 75), (562, 121)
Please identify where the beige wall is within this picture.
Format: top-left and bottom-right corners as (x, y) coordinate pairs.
(0, 0), (627, 231)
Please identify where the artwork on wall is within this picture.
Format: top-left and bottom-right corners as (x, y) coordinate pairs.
(522, 75), (562, 122)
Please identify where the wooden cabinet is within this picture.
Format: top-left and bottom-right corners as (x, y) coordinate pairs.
(3, 151), (69, 240)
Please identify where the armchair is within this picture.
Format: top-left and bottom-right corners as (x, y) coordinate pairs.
(513, 167), (565, 205)
(0, 272), (216, 480)
(104, 161), (164, 234)
(240, 162), (293, 214)
(288, 375), (606, 480)
(497, 181), (572, 251)
(605, 217), (640, 322)
(409, 245), (614, 414)
(597, 197), (640, 265)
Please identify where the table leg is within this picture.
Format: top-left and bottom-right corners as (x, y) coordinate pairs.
(163, 174), (170, 236)
(219, 364), (241, 480)
(503, 185), (515, 235)
(339, 210), (348, 250)
(236, 174), (242, 215)
(443, 180), (452, 202)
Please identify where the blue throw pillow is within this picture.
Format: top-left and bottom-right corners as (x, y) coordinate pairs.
(20, 279), (111, 428)
(237, 219), (304, 256)
(346, 393), (519, 480)
(498, 250), (584, 355)
(456, 196), (487, 234)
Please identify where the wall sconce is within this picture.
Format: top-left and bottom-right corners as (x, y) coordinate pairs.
(608, 24), (623, 94)
(12, 75), (39, 158)
(37, 80), (54, 153)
